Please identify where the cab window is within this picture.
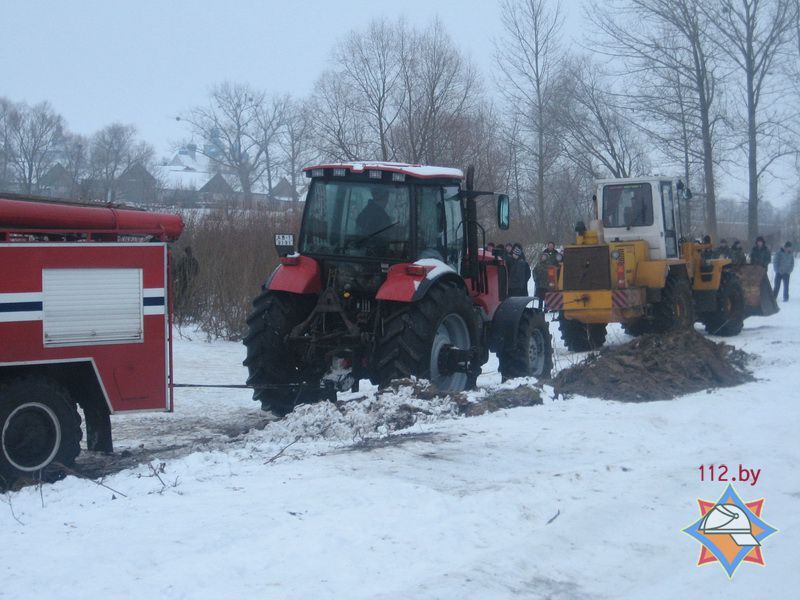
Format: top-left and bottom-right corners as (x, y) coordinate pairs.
(603, 183), (654, 227)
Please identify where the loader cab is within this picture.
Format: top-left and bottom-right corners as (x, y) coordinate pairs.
(597, 177), (684, 260)
(299, 163), (466, 273)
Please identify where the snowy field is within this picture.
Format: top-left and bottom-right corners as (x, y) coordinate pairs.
(2, 277), (799, 599)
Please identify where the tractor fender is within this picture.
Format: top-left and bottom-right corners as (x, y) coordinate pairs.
(488, 296), (540, 353)
(266, 256), (322, 294)
(376, 259), (465, 303)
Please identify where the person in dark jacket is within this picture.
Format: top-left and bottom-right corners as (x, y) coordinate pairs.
(730, 240), (746, 266)
(773, 241), (794, 302)
(175, 246), (199, 315)
(715, 238), (731, 259)
(507, 243), (531, 296)
(533, 252), (551, 299)
(750, 236), (771, 268)
(542, 241), (562, 263)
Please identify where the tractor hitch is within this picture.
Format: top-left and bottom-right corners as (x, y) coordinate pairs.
(437, 344), (477, 376)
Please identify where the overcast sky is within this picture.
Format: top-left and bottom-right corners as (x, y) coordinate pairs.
(1, 1), (794, 207)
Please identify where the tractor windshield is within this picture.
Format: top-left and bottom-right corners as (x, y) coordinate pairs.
(300, 180), (411, 259)
(602, 183), (654, 228)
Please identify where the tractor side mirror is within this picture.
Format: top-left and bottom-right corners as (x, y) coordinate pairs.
(497, 194), (510, 230)
(274, 233), (295, 257)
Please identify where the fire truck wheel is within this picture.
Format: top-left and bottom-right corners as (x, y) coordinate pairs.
(559, 317), (606, 352)
(243, 290), (316, 418)
(651, 274), (695, 333)
(700, 272), (745, 336)
(376, 280), (478, 393)
(499, 310), (553, 380)
(0, 379), (81, 486)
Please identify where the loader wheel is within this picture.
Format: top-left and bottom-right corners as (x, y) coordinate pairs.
(0, 379), (81, 487)
(243, 290), (316, 417)
(375, 280), (479, 393)
(700, 272), (745, 336)
(650, 274), (694, 333)
(622, 319), (650, 337)
(559, 317), (607, 352)
(499, 310), (553, 381)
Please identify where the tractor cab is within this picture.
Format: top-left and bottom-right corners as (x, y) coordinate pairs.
(597, 177), (687, 260)
(299, 163), (466, 273)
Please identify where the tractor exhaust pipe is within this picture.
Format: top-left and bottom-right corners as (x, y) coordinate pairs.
(465, 165), (480, 289)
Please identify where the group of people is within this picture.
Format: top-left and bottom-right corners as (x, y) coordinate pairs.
(485, 241), (562, 298)
(710, 236), (794, 302)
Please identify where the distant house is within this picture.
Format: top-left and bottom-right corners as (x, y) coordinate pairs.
(116, 163), (158, 205)
(39, 164), (74, 199)
(199, 172), (236, 206)
(269, 177), (296, 202)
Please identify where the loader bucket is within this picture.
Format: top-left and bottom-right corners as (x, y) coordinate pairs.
(733, 265), (779, 317)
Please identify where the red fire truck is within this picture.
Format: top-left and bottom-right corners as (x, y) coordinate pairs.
(0, 194), (183, 484)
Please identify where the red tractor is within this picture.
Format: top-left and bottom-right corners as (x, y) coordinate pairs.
(244, 162), (552, 416)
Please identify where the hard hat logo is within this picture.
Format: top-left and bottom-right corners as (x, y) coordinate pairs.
(683, 484), (778, 578)
(699, 503), (760, 546)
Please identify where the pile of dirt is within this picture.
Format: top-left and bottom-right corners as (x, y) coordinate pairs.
(552, 329), (754, 401)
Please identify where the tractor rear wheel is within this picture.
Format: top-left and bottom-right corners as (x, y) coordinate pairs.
(559, 317), (607, 352)
(700, 272), (745, 336)
(650, 274), (694, 333)
(0, 379), (81, 487)
(499, 310), (553, 380)
(243, 290), (316, 417)
(375, 280), (479, 392)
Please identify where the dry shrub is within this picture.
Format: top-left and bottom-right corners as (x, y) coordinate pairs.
(176, 206), (302, 339)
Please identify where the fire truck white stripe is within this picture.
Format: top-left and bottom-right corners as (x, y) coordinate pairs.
(0, 292), (44, 303)
(143, 288), (165, 298)
(0, 311), (43, 323)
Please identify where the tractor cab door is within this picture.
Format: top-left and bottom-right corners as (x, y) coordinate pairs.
(659, 180), (679, 258)
(415, 185), (464, 272)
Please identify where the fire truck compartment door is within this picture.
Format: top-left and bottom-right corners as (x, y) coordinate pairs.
(42, 268), (144, 346)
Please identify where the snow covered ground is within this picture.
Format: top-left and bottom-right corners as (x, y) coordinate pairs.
(2, 277), (799, 599)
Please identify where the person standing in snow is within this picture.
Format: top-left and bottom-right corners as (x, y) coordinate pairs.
(715, 238), (731, 259)
(730, 240), (746, 266)
(750, 236), (771, 268)
(508, 243), (531, 296)
(773, 242), (794, 302)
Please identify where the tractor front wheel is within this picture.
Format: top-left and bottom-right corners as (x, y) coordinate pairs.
(499, 310), (553, 380)
(375, 281), (479, 392)
(700, 272), (745, 336)
(650, 274), (694, 333)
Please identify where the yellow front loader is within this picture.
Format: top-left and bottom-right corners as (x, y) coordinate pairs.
(543, 177), (778, 352)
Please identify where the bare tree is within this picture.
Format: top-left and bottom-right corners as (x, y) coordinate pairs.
(495, 0), (567, 238)
(559, 58), (650, 178)
(181, 82), (267, 208)
(333, 18), (406, 161)
(590, 0), (725, 238)
(6, 101), (64, 194)
(277, 98), (314, 202)
(310, 70), (371, 161)
(257, 95), (287, 194)
(61, 133), (90, 198)
(90, 123), (154, 202)
(0, 97), (12, 190)
(394, 18), (480, 164)
(705, 0), (798, 240)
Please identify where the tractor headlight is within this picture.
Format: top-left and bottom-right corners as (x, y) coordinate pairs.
(611, 250), (621, 260)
